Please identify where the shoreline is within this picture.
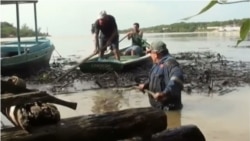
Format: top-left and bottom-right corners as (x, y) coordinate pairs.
(143, 31), (241, 36)
(0, 31), (243, 40)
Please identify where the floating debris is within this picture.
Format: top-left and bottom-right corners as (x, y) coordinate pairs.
(3, 51), (250, 96)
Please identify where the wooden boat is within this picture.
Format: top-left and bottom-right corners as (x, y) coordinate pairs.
(79, 46), (151, 73)
(1, 38), (55, 75)
(0, 0), (54, 76)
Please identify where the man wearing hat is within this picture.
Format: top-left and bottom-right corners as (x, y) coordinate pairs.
(93, 10), (120, 60)
(138, 40), (184, 111)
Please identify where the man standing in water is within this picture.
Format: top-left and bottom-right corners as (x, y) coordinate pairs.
(138, 40), (184, 111)
(93, 10), (120, 61)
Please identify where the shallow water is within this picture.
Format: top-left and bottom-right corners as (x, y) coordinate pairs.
(55, 86), (250, 141)
(1, 32), (250, 140)
(1, 87), (249, 140)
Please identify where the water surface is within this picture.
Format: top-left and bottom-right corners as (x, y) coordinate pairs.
(1, 32), (250, 140)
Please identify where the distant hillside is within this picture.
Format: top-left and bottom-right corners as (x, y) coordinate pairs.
(119, 18), (248, 33)
(1, 22), (47, 38)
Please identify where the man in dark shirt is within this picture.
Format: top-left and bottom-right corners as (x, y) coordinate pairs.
(94, 10), (120, 61)
(138, 40), (184, 111)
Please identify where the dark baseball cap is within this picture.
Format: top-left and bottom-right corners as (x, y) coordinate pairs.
(148, 40), (167, 53)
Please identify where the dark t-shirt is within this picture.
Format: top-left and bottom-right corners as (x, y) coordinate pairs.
(94, 15), (118, 38)
(91, 23), (95, 34)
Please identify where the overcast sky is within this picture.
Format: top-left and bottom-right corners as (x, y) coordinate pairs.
(1, 0), (250, 36)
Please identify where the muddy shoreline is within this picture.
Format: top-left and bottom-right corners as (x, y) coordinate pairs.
(2, 51), (250, 95)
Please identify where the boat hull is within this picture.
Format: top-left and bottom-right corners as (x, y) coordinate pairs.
(79, 47), (151, 73)
(1, 39), (55, 76)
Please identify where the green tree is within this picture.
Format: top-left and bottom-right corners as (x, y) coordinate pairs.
(1, 22), (16, 37)
(20, 24), (35, 37)
(1, 22), (47, 38)
(119, 18), (246, 34)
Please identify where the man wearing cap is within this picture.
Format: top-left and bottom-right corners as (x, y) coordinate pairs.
(93, 10), (120, 60)
(138, 40), (184, 111)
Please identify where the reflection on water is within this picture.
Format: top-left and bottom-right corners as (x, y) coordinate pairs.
(91, 88), (183, 128)
(91, 89), (130, 114)
(2, 85), (249, 141)
(166, 110), (182, 128)
(55, 86), (249, 141)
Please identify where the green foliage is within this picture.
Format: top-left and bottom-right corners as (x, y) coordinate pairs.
(1, 22), (16, 37)
(19, 24), (34, 37)
(182, 0), (218, 20)
(237, 19), (250, 45)
(1, 22), (46, 38)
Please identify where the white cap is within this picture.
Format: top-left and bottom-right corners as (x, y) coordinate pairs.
(98, 10), (107, 19)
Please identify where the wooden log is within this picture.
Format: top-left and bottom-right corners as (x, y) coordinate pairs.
(1, 107), (167, 141)
(121, 124), (206, 141)
(1, 91), (77, 110)
(151, 124), (206, 141)
(1, 80), (77, 110)
(1, 80), (33, 94)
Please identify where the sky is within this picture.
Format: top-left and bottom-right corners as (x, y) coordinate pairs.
(1, 0), (250, 36)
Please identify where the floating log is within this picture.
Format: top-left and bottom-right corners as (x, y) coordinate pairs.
(122, 124), (206, 141)
(1, 107), (167, 141)
(151, 124), (205, 141)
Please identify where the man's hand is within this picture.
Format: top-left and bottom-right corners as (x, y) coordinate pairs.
(137, 84), (145, 93)
(138, 84), (145, 90)
(152, 92), (167, 101)
(127, 32), (132, 38)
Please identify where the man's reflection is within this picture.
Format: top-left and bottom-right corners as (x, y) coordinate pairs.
(165, 110), (181, 128)
(91, 89), (129, 114)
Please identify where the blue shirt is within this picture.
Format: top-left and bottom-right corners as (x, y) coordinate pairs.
(144, 54), (184, 110)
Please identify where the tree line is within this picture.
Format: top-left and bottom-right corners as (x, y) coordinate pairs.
(2, 18), (247, 37)
(1, 22), (47, 38)
(119, 18), (248, 33)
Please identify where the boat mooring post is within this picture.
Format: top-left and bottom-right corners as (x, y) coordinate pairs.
(34, 1), (38, 43)
(15, 1), (21, 55)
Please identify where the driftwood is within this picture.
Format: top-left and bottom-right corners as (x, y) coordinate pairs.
(1, 80), (77, 110)
(123, 124), (206, 141)
(1, 80), (33, 94)
(1, 107), (167, 141)
(154, 124), (206, 141)
(1, 91), (77, 110)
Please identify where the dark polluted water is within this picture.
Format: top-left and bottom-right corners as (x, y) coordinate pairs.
(12, 51), (250, 96)
(1, 51), (250, 141)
